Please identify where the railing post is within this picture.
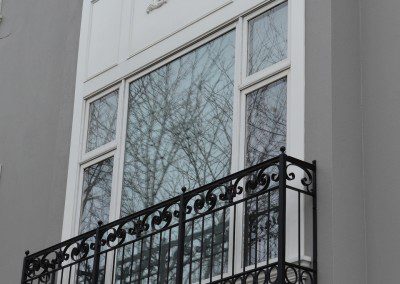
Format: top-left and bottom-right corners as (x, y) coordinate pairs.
(20, 250), (29, 284)
(92, 220), (103, 284)
(277, 147), (287, 283)
(312, 160), (318, 284)
(175, 187), (187, 284)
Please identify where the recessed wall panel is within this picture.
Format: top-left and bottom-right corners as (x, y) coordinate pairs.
(130, 0), (232, 55)
(87, 0), (123, 78)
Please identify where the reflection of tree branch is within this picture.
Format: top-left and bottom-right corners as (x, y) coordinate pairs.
(122, 31), (236, 216)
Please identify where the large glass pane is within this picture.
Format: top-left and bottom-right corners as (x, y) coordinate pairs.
(246, 78), (287, 166)
(244, 78), (287, 266)
(86, 90), (118, 152)
(247, 2), (288, 75)
(79, 157), (114, 233)
(121, 30), (235, 215)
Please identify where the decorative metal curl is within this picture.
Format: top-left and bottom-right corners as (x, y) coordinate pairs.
(286, 163), (314, 192)
(285, 266), (299, 284)
(300, 270), (314, 284)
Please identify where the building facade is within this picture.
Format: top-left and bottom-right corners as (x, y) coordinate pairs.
(1, 0), (400, 283)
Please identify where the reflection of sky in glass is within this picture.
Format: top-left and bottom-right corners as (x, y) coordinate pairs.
(247, 2), (288, 75)
(86, 90), (118, 152)
(121, 30), (235, 215)
(79, 157), (113, 233)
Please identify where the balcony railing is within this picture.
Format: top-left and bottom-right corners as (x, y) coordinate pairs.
(21, 147), (317, 284)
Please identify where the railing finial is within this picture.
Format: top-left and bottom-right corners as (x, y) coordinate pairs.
(181, 186), (187, 193)
(97, 220), (103, 227)
(280, 146), (286, 153)
(24, 250), (30, 256)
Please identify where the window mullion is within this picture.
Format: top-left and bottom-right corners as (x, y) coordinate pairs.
(109, 79), (127, 223)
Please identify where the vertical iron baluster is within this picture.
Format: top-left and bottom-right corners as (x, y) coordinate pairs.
(220, 207), (226, 279)
(255, 195), (259, 268)
(92, 220), (103, 284)
(156, 231), (163, 283)
(188, 220), (194, 284)
(199, 216), (205, 282)
(231, 204), (236, 277)
(298, 190), (301, 279)
(138, 239), (144, 283)
(313, 160), (318, 284)
(83, 259), (88, 284)
(103, 251), (108, 283)
(209, 212), (215, 282)
(111, 250), (116, 284)
(147, 234), (153, 284)
(277, 147), (287, 283)
(121, 246), (126, 283)
(166, 228), (172, 283)
(175, 187), (187, 284)
(68, 266), (72, 284)
(243, 198), (248, 273)
(21, 250), (29, 284)
(267, 189), (270, 264)
(128, 242), (135, 283)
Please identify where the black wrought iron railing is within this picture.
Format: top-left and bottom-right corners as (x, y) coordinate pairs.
(21, 148), (317, 284)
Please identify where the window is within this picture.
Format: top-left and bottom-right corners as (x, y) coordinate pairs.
(247, 2), (288, 76)
(64, 0), (305, 277)
(121, 30), (236, 215)
(244, 77), (287, 266)
(245, 78), (287, 166)
(86, 90), (119, 152)
(79, 156), (114, 233)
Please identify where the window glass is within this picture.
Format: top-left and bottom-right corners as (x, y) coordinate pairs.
(79, 157), (114, 233)
(244, 78), (287, 265)
(247, 2), (288, 75)
(246, 78), (287, 166)
(121, 30), (235, 215)
(86, 90), (118, 152)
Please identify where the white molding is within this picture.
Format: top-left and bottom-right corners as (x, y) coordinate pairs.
(130, 0), (234, 58)
(82, 0), (275, 92)
(84, 0), (124, 80)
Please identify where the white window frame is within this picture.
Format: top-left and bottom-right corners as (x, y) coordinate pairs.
(62, 0), (305, 270)
(81, 85), (121, 162)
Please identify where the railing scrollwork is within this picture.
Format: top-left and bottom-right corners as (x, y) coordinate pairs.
(21, 148), (317, 283)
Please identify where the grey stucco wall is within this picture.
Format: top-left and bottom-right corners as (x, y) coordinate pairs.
(361, 0), (400, 283)
(0, 0), (82, 282)
(307, 0), (400, 283)
(306, 0), (366, 283)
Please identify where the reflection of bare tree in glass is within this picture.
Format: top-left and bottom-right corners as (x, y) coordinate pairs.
(121, 31), (235, 215)
(77, 158), (113, 283)
(247, 2), (288, 75)
(80, 157), (113, 233)
(117, 21), (288, 280)
(86, 91), (118, 152)
(118, 31), (235, 283)
(245, 78), (287, 265)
